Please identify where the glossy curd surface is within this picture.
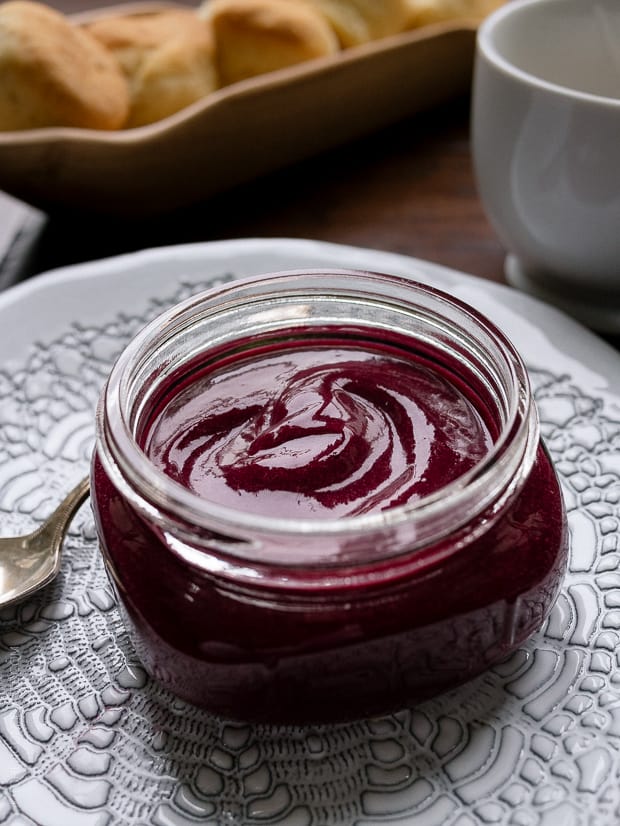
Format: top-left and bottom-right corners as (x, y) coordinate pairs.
(142, 342), (494, 520)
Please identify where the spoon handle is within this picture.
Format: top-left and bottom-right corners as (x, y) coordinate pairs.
(36, 475), (91, 547)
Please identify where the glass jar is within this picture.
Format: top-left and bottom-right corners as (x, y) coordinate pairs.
(91, 270), (568, 724)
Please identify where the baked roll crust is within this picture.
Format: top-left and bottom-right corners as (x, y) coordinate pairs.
(0, 0), (129, 131)
(405, 0), (504, 27)
(300, 0), (410, 47)
(200, 0), (340, 86)
(86, 9), (218, 128)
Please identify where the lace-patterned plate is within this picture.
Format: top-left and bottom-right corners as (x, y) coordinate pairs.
(0, 238), (619, 826)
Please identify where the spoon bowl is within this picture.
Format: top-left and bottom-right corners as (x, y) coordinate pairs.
(0, 477), (90, 608)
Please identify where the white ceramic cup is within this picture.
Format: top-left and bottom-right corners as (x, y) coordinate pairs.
(471, 0), (620, 332)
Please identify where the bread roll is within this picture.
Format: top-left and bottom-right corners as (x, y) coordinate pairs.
(299, 0), (410, 47)
(0, 0), (129, 131)
(405, 0), (503, 28)
(200, 0), (339, 86)
(86, 9), (218, 128)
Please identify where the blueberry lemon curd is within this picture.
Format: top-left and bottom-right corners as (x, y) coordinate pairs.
(92, 271), (568, 724)
(142, 343), (494, 520)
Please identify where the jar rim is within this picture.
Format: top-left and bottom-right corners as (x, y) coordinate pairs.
(96, 269), (538, 565)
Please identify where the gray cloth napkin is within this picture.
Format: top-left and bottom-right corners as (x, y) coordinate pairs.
(0, 191), (47, 290)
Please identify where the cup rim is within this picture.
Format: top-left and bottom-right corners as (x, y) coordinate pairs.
(477, 0), (620, 108)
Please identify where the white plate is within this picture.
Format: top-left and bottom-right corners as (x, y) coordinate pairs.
(1, 238), (619, 826)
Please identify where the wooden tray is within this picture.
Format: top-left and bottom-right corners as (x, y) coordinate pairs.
(0, 4), (478, 216)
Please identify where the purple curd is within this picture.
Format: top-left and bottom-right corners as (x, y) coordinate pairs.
(91, 270), (568, 724)
(142, 344), (494, 519)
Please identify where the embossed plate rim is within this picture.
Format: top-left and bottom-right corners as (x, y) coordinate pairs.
(1, 238), (619, 826)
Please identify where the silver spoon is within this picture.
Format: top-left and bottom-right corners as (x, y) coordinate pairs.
(0, 477), (90, 609)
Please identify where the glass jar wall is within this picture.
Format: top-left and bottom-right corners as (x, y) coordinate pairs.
(92, 270), (568, 723)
